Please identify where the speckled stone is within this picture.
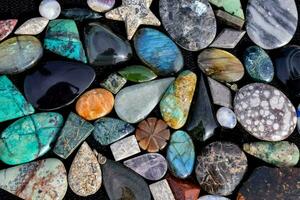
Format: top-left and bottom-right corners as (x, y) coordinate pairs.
(0, 158), (67, 200)
(100, 73), (127, 94)
(0, 19), (17, 41)
(39, 0), (61, 20)
(198, 195), (230, 200)
(210, 28), (245, 49)
(15, 17), (49, 35)
(195, 142), (247, 195)
(88, 0), (115, 12)
(209, 0), (244, 19)
(159, 0), (217, 51)
(150, 179), (175, 200)
(246, 0), (298, 50)
(216, 10), (244, 30)
(208, 77), (232, 108)
(216, 107), (237, 129)
(61, 8), (102, 21)
(118, 65), (158, 83)
(110, 135), (141, 161)
(234, 83), (297, 141)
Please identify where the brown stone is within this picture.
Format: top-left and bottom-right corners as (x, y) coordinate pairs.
(76, 88), (114, 120)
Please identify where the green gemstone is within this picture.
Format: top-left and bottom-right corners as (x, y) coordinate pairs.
(100, 73), (127, 94)
(0, 76), (34, 123)
(44, 19), (87, 63)
(118, 65), (158, 83)
(209, 0), (245, 19)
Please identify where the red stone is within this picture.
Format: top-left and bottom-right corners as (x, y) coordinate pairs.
(0, 19), (17, 41)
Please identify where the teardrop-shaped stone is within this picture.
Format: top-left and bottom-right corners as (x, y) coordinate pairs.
(160, 70), (197, 129)
(118, 65), (158, 83)
(243, 141), (299, 167)
(198, 48), (244, 82)
(44, 19), (87, 63)
(24, 61), (95, 111)
(134, 28), (184, 76)
(199, 195), (230, 200)
(15, 17), (49, 35)
(0, 19), (17, 41)
(244, 46), (274, 82)
(85, 23), (132, 66)
(115, 78), (175, 123)
(62, 8), (102, 21)
(159, 0), (217, 51)
(0, 112), (64, 165)
(0, 158), (67, 200)
(123, 153), (168, 181)
(93, 117), (135, 145)
(68, 142), (102, 196)
(167, 131), (195, 179)
(0, 36), (43, 74)
(102, 159), (151, 200)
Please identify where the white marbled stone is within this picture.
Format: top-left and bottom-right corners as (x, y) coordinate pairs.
(110, 135), (141, 161)
(216, 107), (237, 129)
(39, 0), (61, 20)
(15, 17), (49, 35)
(149, 179), (175, 200)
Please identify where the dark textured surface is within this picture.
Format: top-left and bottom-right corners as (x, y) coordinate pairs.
(0, 0), (300, 200)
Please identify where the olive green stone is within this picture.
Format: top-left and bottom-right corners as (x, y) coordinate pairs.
(209, 0), (244, 19)
(118, 65), (158, 83)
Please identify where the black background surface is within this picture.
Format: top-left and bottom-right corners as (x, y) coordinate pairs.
(0, 0), (300, 200)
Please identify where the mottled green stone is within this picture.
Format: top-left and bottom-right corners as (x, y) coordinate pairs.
(209, 0), (244, 19)
(0, 76), (34, 123)
(100, 73), (127, 94)
(118, 65), (158, 83)
(44, 19), (87, 63)
(0, 112), (64, 165)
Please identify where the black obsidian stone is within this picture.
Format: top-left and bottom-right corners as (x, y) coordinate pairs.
(24, 61), (95, 110)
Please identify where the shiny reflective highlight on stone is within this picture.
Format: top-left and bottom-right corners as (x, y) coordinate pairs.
(210, 28), (245, 49)
(150, 180), (175, 200)
(100, 73), (127, 94)
(110, 135), (141, 161)
(0, 19), (17, 41)
(88, 0), (115, 12)
(15, 17), (49, 35)
(39, 0), (61, 20)
(216, 107), (237, 129)
(118, 65), (158, 83)
(62, 8), (102, 21)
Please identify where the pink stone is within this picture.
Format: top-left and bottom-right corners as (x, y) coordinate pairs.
(0, 19), (17, 41)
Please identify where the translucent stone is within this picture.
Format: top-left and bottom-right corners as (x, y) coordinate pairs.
(216, 107), (237, 129)
(39, 0), (61, 20)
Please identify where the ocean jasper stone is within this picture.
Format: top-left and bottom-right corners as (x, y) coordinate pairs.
(159, 0), (217, 51)
(0, 19), (17, 41)
(234, 83), (297, 141)
(39, 0), (61, 20)
(195, 142), (247, 195)
(167, 131), (195, 179)
(88, 0), (115, 12)
(0, 76), (34, 123)
(0, 112), (64, 165)
(216, 107), (237, 129)
(0, 36), (43, 74)
(0, 158), (67, 200)
(24, 61), (95, 110)
(62, 8), (102, 21)
(85, 23), (132, 66)
(118, 65), (158, 83)
(244, 46), (274, 82)
(160, 70), (197, 129)
(246, 0), (298, 49)
(134, 28), (184, 76)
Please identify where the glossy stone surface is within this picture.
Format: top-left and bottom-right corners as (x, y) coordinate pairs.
(237, 167), (300, 200)
(39, 0), (61, 20)
(110, 135), (141, 161)
(93, 117), (135, 145)
(68, 142), (102, 196)
(0, 19), (17, 41)
(159, 0), (217, 51)
(234, 83), (297, 141)
(15, 17), (49, 35)
(102, 159), (151, 200)
(0, 158), (67, 200)
(210, 28), (245, 49)
(243, 141), (299, 167)
(208, 77), (232, 108)
(115, 78), (174, 123)
(53, 112), (94, 159)
(198, 195), (230, 200)
(216, 10), (244, 30)
(85, 23), (132, 66)
(216, 107), (237, 129)
(76, 88), (114, 121)
(244, 46), (274, 82)
(246, 0), (298, 50)
(0, 113), (63, 165)
(118, 65), (157, 83)
(123, 153), (168, 181)
(100, 73), (127, 94)
(195, 142), (247, 195)
(135, 117), (170, 152)
(160, 70), (197, 129)
(88, 0), (115, 12)
(24, 61), (95, 110)
(198, 48), (244, 83)
(167, 131), (195, 179)
(0, 76), (34, 123)
(209, 0), (244, 19)
(150, 180), (175, 200)
(134, 28), (183, 76)
(62, 8), (102, 21)
(44, 19), (87, 63)
(0, 36), (43, 74)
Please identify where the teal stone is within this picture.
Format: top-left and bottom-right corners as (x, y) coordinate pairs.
(166, 130), (195, 178)
(0, 76), (34, 123)
(0, 112), (64, 165)
(93, 117), (135, 145)
(53, 112), (94, 159)
(44, 19), (87, 63)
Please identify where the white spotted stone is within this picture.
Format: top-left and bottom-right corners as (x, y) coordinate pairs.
(39, 0), (61, 20)
(216, 107), (237, 129)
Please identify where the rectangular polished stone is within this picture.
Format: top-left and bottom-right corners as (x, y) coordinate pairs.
(208, 77), (232, 108)
(110, 135), (141, 161)
(210, 28), (246, 49)
(149, 179), (175, 200)
(100, 73), (127, 94)
(215, 10), (244, 30)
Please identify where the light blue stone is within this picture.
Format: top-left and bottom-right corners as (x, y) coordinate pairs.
(167, 130), (195, 178)
(134, 28), (184, 76)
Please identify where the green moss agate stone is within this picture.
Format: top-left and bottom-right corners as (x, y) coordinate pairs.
(118, 65), (158, 83)
(0, 76), (34, 123)
(209, 0), (244, 19)
(44, 19), (87, 63)
(0, 112), (64, 165)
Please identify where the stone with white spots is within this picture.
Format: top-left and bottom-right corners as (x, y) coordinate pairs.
(39, 0), (61, 20)
(216, 107), (237, 129)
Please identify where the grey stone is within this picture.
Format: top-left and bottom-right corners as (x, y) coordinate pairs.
(110, 135), (141, 161)
(210, 28), (245, 49)
(208, 77), (232, 108)
(216, 10), (244, 30)
(149, 180), (175, 200)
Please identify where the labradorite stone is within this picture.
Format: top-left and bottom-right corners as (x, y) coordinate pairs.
(44, 19), (87, 63)
(118, 65), (158, 83)
(0, 112), (64, 165)
(0, 36), (43, 74)
(134, 28), (184, 76)
(0, 76), (34, 123)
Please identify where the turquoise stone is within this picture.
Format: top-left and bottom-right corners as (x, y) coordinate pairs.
(0, 112), (64, 165)
(53, 112), (94, 159)
(93, 117), (135, 145)
(134, 28), (184, 76)
(167, 130), (195, 178)
(44, 19), (87, 63)
(0, 76), (34, 123)
(244, 46), (274, 82)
